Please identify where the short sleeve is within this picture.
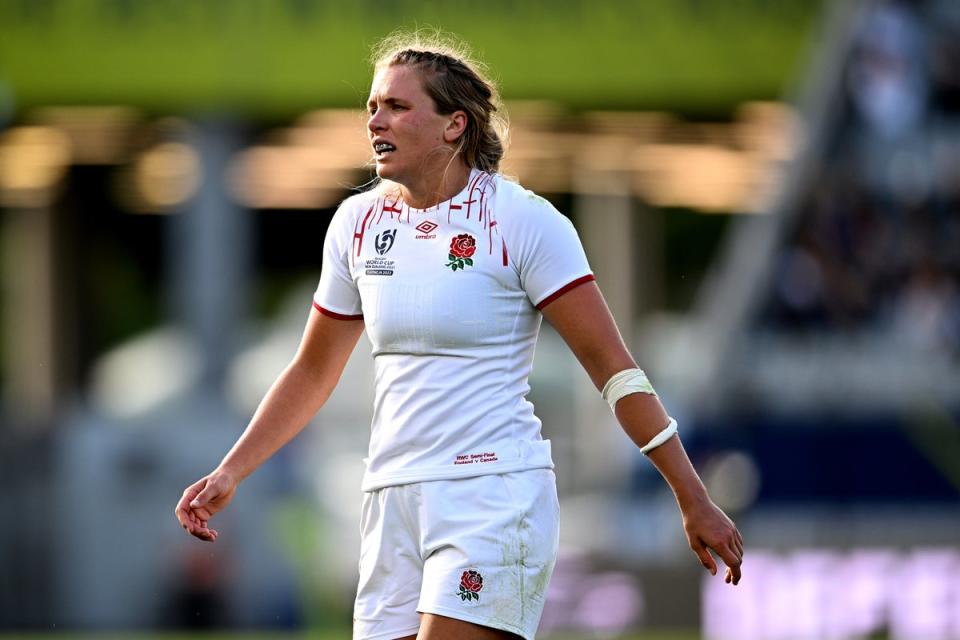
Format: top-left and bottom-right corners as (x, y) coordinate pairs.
(501, 188), (595, 309)
(313, 199), (364, 320)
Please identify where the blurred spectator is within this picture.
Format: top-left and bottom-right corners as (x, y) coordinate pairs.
(160, 548), (228, 629)
(888, 260), (960, 352)
(927, 0), (960, 114)
(766, 0), (960, 358)
(847, 0), (927, 140)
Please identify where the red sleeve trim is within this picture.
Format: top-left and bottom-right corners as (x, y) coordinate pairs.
(313, 300), (363, 321)
(535, 274), (596, 310)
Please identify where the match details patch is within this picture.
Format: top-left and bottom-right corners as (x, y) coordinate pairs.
(454, 451), (498, 465)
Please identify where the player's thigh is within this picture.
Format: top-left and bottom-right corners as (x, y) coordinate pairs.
(418, 612), (522, 639)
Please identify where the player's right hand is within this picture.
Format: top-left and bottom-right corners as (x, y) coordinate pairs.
(680, 495), (744, 585)
(174, 470), (238, 542)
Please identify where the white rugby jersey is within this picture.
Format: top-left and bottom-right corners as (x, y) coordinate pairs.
(313, 170), (595, 491)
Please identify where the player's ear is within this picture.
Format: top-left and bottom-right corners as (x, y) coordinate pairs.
(444, 111), (468, 144)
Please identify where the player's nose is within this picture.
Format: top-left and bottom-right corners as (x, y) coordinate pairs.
(368, 109), (386, 133)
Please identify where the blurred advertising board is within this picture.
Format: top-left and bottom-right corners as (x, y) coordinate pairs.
(704, 548), (960, 640)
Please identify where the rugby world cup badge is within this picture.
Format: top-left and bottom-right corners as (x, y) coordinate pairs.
(375, 229), (397, 255)
(366, 228), (397, 275)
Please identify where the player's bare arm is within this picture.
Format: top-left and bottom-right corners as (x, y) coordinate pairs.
(174, 308), (364, 542)
(540, 280), (743, 585)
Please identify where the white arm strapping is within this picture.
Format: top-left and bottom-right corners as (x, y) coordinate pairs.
(601, 368), (656, 411)
(639, 417), (678, 454)
(601, 368), (678, 454)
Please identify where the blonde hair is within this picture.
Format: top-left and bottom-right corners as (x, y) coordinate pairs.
(371, 30), (508, 173)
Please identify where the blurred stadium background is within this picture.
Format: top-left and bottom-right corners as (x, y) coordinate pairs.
(1, 0), (959, 638)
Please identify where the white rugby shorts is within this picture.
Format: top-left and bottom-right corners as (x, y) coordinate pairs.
(353, 469), (560, 640)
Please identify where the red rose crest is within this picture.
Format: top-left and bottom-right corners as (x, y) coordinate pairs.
(445, 234), (476, 271)
(458, 569), (483, 601)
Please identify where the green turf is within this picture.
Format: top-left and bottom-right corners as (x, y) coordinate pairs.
(0, 0), (821, 116)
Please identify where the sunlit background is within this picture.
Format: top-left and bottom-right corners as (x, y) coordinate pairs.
(1, 1), (959, 638)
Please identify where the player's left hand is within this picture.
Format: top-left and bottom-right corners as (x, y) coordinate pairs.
(680, 496), (743, 585)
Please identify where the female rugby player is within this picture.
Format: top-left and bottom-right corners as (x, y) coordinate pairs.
(176, 33), (743, 640)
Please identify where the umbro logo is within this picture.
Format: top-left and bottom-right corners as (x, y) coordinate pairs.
(415, 220), (438, 239)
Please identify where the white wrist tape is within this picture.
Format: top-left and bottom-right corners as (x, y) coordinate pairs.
(639, 417), (678, 454)
(601, 368), (657, 411)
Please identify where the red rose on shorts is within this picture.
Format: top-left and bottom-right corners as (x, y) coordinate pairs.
(445, 234), (476, 272)
(458, 569), (483, 601)
(450, 234), (476, 259)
